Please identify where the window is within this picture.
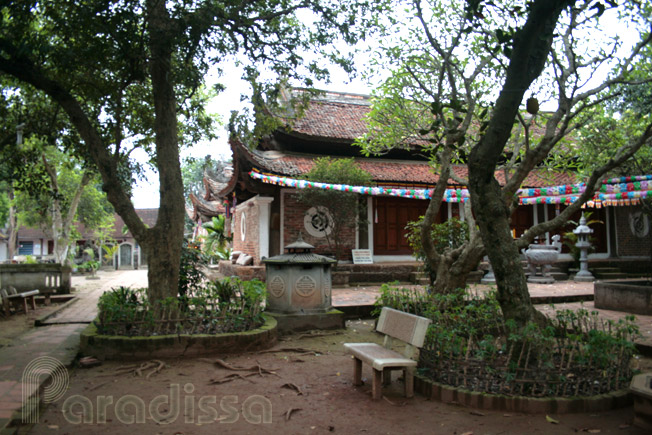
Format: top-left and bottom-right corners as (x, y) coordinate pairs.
(18, 241), (34, 256)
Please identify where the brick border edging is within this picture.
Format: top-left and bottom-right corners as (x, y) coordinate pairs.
(33, 296), (79, 326)
(80, 314), (278, 360)
(414, 374), (632, 414)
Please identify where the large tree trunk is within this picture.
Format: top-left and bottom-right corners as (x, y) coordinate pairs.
(142, 0), (185, 302)
(430, 235), (485, 294)
(468, 0), (572, 327)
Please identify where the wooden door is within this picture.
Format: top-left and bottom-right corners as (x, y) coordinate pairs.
(373, 197), (433, 255)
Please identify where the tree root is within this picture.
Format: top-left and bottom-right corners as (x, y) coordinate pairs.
(113, 360), (166, 379)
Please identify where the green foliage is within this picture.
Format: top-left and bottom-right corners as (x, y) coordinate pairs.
(297, 157), (372, 260)
(96, 278), (266, 337)
(374, 283), (639, 397)
(405, 217), (469, 284)
(181, 156), (230, 204)
(80, 247), (100, 275)
(201, 215), (232, 262)
(1, 0), (387, 302)
(0, 188), (9, 226)
(406, 217), (469, 257)
(96, 286), (147, 334)
(178, 240), (207, 298)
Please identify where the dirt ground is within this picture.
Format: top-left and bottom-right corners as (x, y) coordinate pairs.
(22, 320), (650, 435)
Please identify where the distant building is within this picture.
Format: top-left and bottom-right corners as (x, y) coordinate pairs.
(190, 89), (650, 271)
(4, 208), (158, 269)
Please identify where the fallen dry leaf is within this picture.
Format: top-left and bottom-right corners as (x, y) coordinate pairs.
(546, 415), (560, 424)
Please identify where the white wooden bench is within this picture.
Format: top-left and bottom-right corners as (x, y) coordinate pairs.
(1, 287), (39, 316)
(344, 307), (432, 400)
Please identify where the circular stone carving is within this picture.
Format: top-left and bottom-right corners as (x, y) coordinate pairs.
(295, 275), (317, 297)
(629, 211), (650, 238)
(240, 211), (247, 241)
(303, 206), (333, 238)
(268, 275), (286, 298)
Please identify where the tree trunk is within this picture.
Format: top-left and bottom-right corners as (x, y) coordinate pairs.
(429, 234), (486, 294)
(7, 189), (17, 260)
(142, 0), (185, 302)
(468, 0), (571, 327)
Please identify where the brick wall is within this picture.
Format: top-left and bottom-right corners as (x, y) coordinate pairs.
(614, 205), (651, 258)
(283, 192), (357, 261)
(232, 198), (261, 263)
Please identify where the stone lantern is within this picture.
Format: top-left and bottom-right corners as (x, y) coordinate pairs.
(263, 233), (336, 313)
(573, 214), (595, 282)
(263, 234), (343, 331)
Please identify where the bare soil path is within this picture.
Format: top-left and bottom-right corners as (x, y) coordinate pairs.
(28, 320), (648, 435)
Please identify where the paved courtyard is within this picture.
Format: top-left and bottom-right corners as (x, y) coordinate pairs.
(0, 268), (651, 433)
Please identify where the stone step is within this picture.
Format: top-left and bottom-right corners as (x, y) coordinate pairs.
(627, 272), (650, 278)
(522, 265), (565, 273)
(409, 271), (425, 284)
(466, 270), (484, 284)
(594, 272), (628, 280)
(409, 270), (485, 285)
(590, 267), (622, 274)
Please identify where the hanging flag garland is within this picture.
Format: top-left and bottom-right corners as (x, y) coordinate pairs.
(248, 169), (652, 207)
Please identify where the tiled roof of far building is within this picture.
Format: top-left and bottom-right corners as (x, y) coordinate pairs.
(189, 193), (225, 222)
(287, 94), (372, 141)
(234, 141), (578, 188)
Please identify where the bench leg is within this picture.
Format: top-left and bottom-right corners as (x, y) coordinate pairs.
(404, 367), (414, 398)
(372, 368), (382, 400)
(22, 298), (28, 314)
(352, 357), (362, 386)
(383, 368), (392, 386)
(29, 296), (36, 310)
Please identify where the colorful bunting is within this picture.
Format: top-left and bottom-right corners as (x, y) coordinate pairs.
(248, 169), (652, 207)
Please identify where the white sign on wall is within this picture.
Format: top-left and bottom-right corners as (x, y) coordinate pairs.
(351, 249), (373, 264)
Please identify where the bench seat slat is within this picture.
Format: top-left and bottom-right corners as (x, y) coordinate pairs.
(344, 343), (417, 370)
(6, 289), (40, 298)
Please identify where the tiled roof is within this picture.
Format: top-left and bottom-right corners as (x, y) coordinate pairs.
(203, 177), (228, 201)
(288, 100), (372, 141)
(17, 209), (159, 241)
(233, 140), (577, 188)
(189, 193), (225, 222)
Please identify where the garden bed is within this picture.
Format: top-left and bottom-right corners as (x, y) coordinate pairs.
(377, 283), (640, 404)
(595, 279), (652, 315)
(414, 374), (632, 413)
(80, 313), (277, 360)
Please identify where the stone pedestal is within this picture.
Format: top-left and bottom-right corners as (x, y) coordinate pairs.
(269, 309), (345, 333)
(524, 243), (559, 284)
(631, 373), (652, 430)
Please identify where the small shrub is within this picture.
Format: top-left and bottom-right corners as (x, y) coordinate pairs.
(178, 240), (207, 298)
(95, 277), (267, 336)
(405, 217), (469, 284)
